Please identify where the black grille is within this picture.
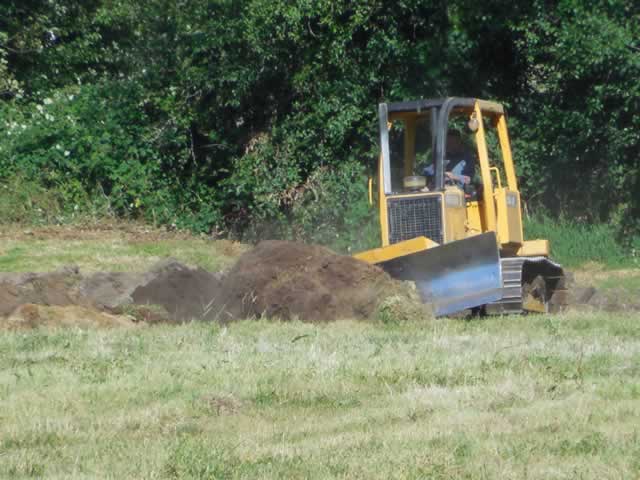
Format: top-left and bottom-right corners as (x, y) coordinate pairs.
(387, 196), (443, 244)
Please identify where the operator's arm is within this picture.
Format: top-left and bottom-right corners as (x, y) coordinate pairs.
(445, 160), (471, 185)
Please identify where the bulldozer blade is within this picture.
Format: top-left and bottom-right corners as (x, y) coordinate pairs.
(379, 232), (503, 316)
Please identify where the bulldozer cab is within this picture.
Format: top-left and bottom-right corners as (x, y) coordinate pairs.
(386, 112), (478, 197)
(378, 97), (525, 251)
(356, 97), (564, 316)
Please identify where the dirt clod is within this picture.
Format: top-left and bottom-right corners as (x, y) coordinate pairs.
(201, 394), (242, 415)
(577, 287), (640, 312)
(569, 286), (597, 305)
(80, 271), (150, 310)
(0, 268), (84, 316)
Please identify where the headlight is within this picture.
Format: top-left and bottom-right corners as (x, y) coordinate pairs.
(445, 193), (463, 207)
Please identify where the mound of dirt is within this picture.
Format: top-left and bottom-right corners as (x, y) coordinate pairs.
(5, 238), (637, 329)
(80, 271), (150, 310)
(216, 240), (410, 322)
(0, 245), (413, 325)
(0, 260), (221, 325)
(0, 267), (84, 316)
(131, 261), (222, 321)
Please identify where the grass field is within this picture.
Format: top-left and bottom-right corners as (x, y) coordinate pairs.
(2, 314), (640, 479)
(1, 224), (640, 479)
(0, 224), (246, 273)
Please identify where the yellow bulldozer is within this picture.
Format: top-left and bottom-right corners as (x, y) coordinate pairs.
(354, 97), (566, 316)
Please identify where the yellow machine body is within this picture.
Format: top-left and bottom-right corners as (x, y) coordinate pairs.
(355, 97), (564, 315)
(376, 99), (545, 255)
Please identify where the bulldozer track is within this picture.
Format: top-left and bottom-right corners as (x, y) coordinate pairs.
(488, 257), (566, 314)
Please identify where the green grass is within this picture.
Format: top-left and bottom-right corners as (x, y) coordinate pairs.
(1, 313), (640, 478)
(0, 230), (246, 273)
(0, 222), (639, 478)
(598, 273), (640, 291)
(571, 265), (640, 293)
(524, 215), (637, 269)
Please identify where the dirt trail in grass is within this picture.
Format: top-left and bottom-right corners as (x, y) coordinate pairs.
(0, 238), (638, 329)
(0, 222), (197, 242)
(0, 241), (418, 328)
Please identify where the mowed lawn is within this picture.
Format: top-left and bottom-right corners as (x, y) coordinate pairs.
(1, 313), (640, 479)
(1, 224), (640, 478)
(0, 224), (247, 273)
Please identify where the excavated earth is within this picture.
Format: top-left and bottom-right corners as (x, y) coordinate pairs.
(0, 241), (420, 329)
(216, 240), (408, 322)
(0, 240), (637, 329)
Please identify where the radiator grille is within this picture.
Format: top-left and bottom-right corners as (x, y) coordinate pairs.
(387, 196), (443, 245)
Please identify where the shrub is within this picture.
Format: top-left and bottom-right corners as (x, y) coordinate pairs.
(1, 82), (168, 215)
(0, 175), (64, 224)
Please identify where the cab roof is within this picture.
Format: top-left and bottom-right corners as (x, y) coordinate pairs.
(385, 97), (504, 115)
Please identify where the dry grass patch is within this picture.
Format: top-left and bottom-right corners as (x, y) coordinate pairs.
(573, 265), (640, 290)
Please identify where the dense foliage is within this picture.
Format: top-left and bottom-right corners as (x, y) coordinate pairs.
(1, 0), (639, 247)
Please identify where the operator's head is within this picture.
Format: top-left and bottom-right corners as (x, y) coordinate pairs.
(446, 130), (465, 155)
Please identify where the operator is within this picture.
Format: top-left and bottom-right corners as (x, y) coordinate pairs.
(423, 130), (475, 189)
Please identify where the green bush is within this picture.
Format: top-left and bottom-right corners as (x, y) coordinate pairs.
(289, 161), (379, 252)
(228, 156), (380, 252)
(0, 175), (64, 224)
(0, 81), (223, 230)
(1, 82), (166, 215)
(0, 173), (115, 225)
(1, 0), (639, 251)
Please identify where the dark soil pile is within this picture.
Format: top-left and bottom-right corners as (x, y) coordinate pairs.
(80, 271), (150, 310)
(217, 240), (403, 321)
(0, 245), (407, 325)
(131, 261), (222, 321)
(2, 240), (638, 329)
(0, 260), (219, 324)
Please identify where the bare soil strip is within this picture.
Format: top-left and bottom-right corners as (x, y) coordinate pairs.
(0, 240), (637, 329)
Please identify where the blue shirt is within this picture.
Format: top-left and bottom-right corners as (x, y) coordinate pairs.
(424, 159), (469, 187)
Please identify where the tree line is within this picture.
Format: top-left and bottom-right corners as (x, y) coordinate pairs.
(1, 0), (639, 247)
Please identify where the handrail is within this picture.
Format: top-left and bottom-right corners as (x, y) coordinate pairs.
(489, 167), (503, 189)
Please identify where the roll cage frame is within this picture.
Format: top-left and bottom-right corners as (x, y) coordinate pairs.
(378, 97), (509, 194)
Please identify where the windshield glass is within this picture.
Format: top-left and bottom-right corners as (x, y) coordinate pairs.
(388, 112), (434, 193)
